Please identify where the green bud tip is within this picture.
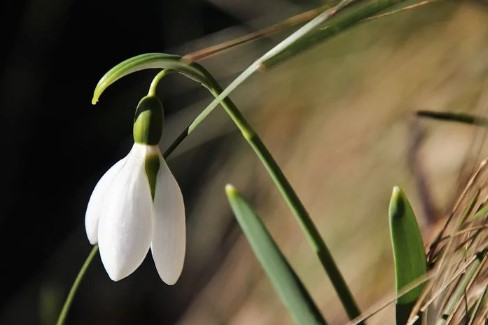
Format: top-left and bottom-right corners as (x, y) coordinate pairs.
(133, 96), (164, 145)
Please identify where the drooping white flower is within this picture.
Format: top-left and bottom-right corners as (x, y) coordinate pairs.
(85, 95), (185, 284)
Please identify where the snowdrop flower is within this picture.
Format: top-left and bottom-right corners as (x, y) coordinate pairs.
(85, 96), (185, 284)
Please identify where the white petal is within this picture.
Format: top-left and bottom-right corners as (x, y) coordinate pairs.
(98, 144), (154, 281)
(151, 156), (186, 285)
(85, 157), (127, 244)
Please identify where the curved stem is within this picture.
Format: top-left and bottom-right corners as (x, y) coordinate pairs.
(163, 71), (361, 320)
(148, 69), (172, 97)
(56, 245), (99, 325)
(211, 86), (361, 321)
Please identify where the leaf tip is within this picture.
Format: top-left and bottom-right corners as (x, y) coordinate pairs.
(92, 88), (102, 105)
(389, 186), (405, 219)
(225, 184), (237, 197)
(391, 185), (401, 198)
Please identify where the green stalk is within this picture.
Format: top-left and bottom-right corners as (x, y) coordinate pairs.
(148, 69), (173, 97)
(144, 59), (362, 319)
(56, 245), (99, 325)
(161, 68), (363, 320)
(182, 74), (362, 321)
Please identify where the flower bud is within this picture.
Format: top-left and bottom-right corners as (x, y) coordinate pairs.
(133, 96), (164, 145)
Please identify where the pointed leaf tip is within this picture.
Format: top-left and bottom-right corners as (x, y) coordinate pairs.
(91, 53), (212, 106)
(389, 186), (405, 220)
(388, 186), (427, 325)
(226, 186), (326, 325)
(225, 184), (236, 196)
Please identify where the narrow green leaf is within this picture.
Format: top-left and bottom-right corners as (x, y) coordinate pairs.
(389, 186), (427, 325)
(262, 0), (414, 68)
(469, 204), (488, 222)
(417, 110), (488, 127)
(91, 53), (211, 104)
(225, 185), (327, 325)
(435, 251), (485, 325)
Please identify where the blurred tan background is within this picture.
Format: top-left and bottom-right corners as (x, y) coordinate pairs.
(2, 1), (488, 324)
(172, 2), (488, 324)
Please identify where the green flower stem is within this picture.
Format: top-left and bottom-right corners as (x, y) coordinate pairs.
(56, 245), (99, 325)
(148, 69), (173, 97)
(219, 99), (362, 322)
(167, 72), (362, 321)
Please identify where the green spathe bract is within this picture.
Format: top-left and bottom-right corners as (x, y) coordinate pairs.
(389, 186), (427, 325)
(133, 95), (164, 145)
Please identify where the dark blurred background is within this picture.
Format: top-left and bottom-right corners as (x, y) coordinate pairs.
(2, 0), (488, 324)
(0, 1), (318, 324)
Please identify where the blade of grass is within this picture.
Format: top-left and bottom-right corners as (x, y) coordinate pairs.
(469, 204), (488, 221)
(262, 0), (419, 68)
(417, 110), (488, 127)
(347, 271), (433, 325)
(183, 1), (340, 62)
(435, 250), (486, 325)
(183, 0), (436, 63)
(419, 256), (477, 314)
(225, 185), (327, 325)
(365, 0), (440, 21)
(467, 286), (488, 325)
(389, 187), (428, 325)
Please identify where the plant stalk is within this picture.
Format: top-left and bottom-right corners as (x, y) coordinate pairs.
(56, 245), (99, 325)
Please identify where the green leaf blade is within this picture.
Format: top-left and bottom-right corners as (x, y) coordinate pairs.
(417, 110), (488, 127)
(225, 185), (327, 325)
(262, 0), (412, 69)
(389, 186), (427, 325)
(91, 53), (210, 105)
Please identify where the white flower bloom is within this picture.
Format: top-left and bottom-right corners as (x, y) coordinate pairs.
(85, 143), (185, 284)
